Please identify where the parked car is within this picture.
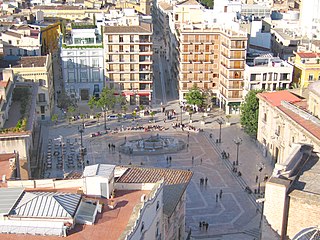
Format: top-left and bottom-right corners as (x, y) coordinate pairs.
(84, 120), (97, 127)
(107, 115), (118, 120)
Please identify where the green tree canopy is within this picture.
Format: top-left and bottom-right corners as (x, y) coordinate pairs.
(88, 87), (123, 129)
(185, 85), (205, 107)
(240, 90), (264, 138)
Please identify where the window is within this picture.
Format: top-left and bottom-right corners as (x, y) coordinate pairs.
(275, 125), (280, 136)
(39, 79), (46, 86)
(309, 74), (314, 81)
(274, 73), (278, 80)
(8, 40), (12, 44)
(38, 93), (46, 102)
(119, 36), (123, 42)
(17, 40), (19, 45)
(175, 14), (178, 21)
(33, 50), (36, 56)
(94, 84), (100, 93)
(80, 71), (87, 81)
(263, 113), (267, 122)
(40, 106), (45, 114)
(108, 35), (112, 42)
(24, 49), (27, 56)
(119, 46), (123, 52)
(80, 59), (86, 66)
(92, 59), (99, 67)
(92, 71), (100, 82)
(263, 73), (267, 81)
(68, 72), (75, 82)
(130, 45), (134, 52)
(67, 59), (74, 68)
(130, 35), (134, 42)
(109, 45), (113, 52)
(9, 49), (12, 55)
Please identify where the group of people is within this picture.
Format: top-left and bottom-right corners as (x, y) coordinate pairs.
(199, 221), (209, 231)
(171, 123), (203, 133)
(199, 177), (208, 186)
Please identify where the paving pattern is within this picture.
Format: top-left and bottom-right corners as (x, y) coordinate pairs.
(45, 105), (273, 239)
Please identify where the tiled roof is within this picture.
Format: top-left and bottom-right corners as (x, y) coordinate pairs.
(104, 23), (152, 34)
(33, 5), (84, 10)
(159, 2), (172, 10)
(258, 91), (302, 107)
(0, 153), (15, 181)
(83, 164), (115, 177)
(2, 31), (21, 38)
(10, 192), (81, 218)
(296, 52), (320, 58)
(117, 167), (193, 216)
(278, 105), (320, 141)
(177, 0), (200, 5)
(0, 56), (47, 69)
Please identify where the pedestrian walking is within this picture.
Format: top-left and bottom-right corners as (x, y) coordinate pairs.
(219, 189), (223, 199)
(200, 158), (202, 165)
(199, 221), (202, 230)
(205, 177), (208, 185)
(125, 136), (127, 142)
(108, 143), (111, 150)
(205, 222), (209, 231)
(192, 158), (194, 166)
(255, 175), (258, 183)
(166, 156), (169, 164)
(215, 194), (218, 202)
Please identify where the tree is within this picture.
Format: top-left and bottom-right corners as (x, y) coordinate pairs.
(185, 85), (205, 107)
(57, 92), (77, 111)
(67, 106), (76, 124)
(88, 96), (96, 114)
(88, 87), (121, 130)
(51, 114), (58, 125)
(240, 90), (264, 138)
(150, 111), (155, 122)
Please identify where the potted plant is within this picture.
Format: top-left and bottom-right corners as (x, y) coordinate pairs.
(150, 111), (156, 123)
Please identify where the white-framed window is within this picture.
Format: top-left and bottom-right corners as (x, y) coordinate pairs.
(92, 58), (99, 67)
(80, 71), (87, 81)
(92, 71), (100, 82)
(67, 59), (74, 68)
(68, 72), (75, 82)
(309, 74), (314, 81)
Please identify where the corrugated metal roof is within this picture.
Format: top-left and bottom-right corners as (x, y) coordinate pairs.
(10, 192), (81, 218)
(0, 188), (24, 215)
(83, 164), (115, 177)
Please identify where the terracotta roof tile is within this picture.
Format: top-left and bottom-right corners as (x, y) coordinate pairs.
(2, 30), (21, 38)
(0, 153), (15, 180)
(296, 52), (320, 58)
(117, 167), (193, 216)
(0, 56), (47, 69)
(278, 106), (320, 141)
(104, 23), (152, 34)
(258, 91), (302, 107)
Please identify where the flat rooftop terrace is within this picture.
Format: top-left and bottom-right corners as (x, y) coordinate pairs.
(0, 189), (150, 240)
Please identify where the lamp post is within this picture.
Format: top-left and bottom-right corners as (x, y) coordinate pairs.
(78, 125), (85, 171)
(233, 137), (242, 166)
(216, 118), (223, 143)
(256, 198), (265, 240)
(180, 105), (183, 125)
(257, 162), (265, 194)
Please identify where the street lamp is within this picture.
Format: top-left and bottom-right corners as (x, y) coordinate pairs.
(216, 118), (224, 143)
(180, 105), (183, 125)
(233, 137), (242, 166)
(256, 198), (265, 240)
(257, 162), (265, 194)
(78, 125), (85, 171)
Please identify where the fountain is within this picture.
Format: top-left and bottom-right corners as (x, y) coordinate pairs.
(119, 134), (185, 155)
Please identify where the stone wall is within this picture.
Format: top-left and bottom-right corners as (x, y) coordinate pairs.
(286, 190), (320, 239)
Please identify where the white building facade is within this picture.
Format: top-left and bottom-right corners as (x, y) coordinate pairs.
(244, 55), (293, 95)
(61, 27), (104, 101)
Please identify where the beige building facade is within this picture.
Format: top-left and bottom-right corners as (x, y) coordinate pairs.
(0, 55), (54, 121)
(103, 23), (153, 105)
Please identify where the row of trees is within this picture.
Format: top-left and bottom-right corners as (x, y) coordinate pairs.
(53, 85), (262, 139)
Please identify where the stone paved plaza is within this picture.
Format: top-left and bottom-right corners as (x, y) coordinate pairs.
(43, 105), (274, 239)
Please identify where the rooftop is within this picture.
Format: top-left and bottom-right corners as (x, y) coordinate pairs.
(117, 167), (193, 216)
(0, 188), (24, 216)
(309, 81), (320, 97)
(104, 23), (152, 34)
(83, 164), (115, 177)
(258, 91), (302, 107)
(296, 52), (320, 59)
(0, 189), (150, 240)
(0, 56), (47, 69)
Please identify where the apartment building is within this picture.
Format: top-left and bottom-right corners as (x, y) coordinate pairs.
(0, 55), (54, 121)
(177, 25), (221, 105)
(1, 24), (42, 60)
(291, 51), (320, 88)
(244, 54), (293, 95)
(61, 25), (104, 101)
(219, 28), (247, 114)
(103, 23), (153, 105)
(0, 70), (14, 128)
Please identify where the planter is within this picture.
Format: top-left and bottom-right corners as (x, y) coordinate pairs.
(189, 120), (193, 124)
(201, 121), (205, 125)
(226, 122), (231, 126)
